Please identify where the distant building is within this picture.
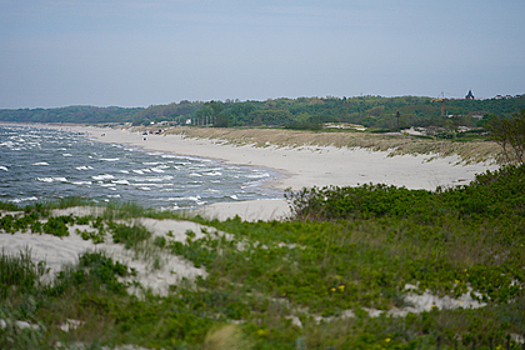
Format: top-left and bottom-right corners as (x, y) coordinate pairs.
(465, 90), (475, 100)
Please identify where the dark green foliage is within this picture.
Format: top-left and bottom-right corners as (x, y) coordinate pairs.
(1, 95), (523, 130)
(488, 109), (525, 164)
(77, 253), (129, 294)
(285, 164), (525, 223)
(2, 166), (525, 349)
(0, 249), (46, 298)
(213, 114), (229, 127)
(0, 105), (142, 124)
(0, 201), (20, 211)
(0, 211), (42, 234)
(284, 120), (323, 131)
(108, 222), (151, 248)
(42, 216), (73, 237)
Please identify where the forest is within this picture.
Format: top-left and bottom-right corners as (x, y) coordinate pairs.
(1, 95), (524, 133)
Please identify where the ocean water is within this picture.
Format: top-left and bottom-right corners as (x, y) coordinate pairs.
(0, 125), (281, 210)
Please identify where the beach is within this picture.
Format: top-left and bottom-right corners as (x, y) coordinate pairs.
(1, 124), (518, 344)
(55, 125), (500, 221)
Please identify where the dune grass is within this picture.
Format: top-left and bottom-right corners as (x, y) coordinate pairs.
(165, 127), (506, 164)
(1, 165), (524, 349)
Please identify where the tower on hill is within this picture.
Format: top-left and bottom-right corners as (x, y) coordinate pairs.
(465, 90), (475, 100)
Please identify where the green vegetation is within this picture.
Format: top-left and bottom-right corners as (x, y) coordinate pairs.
(488, 109), (525, 165)
(2, 95), (525, 135)
(0, 105), (143, 124)
(1, 163), (524, 349)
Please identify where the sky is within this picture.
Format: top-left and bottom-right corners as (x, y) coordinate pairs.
(1, 0), (524, 109)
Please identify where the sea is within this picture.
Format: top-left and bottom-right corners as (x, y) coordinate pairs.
(0, 125), (282, 211)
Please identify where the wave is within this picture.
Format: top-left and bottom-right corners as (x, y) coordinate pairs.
(133, 169), (153, 174)
(139, 175), (174, 182)
(32, 162), (49, 166)
(0, 166), (8, 171)
(112, 180), (130, 185)
(245, 172), (270, 179)
(36, 177), (67, 183)
(75, 166), (94, 171)
(9, 196), (38, 203)
(92, 174), (115, 181)
(98, 183), (117, 187)
(71, 181), (92, 185)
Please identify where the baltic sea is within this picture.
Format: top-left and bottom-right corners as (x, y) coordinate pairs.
(0, 125), (280, 210)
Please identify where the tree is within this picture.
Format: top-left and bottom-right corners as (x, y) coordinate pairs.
(213, 115), (229, 128)
(489, 110), (525, 165)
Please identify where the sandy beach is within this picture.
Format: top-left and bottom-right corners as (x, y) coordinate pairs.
(1, 122), (500, 221)
(53, 125), (499, 221)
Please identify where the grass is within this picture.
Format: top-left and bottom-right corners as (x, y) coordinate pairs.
(1, 165), (525, 349)
(163, 126), (507, 164)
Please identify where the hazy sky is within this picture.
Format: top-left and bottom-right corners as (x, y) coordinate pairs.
(1, 0), (524, 108)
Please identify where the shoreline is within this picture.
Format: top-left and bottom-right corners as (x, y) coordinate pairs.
(1, 123), (500, 221)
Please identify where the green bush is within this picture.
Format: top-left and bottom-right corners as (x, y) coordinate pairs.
(43, 216), (73, 237)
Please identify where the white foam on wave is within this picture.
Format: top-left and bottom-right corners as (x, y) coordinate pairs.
(0, 166), (8, 171)
(204, 171), (222, 176)
(245, 172), (270, 179)
(36, 177), (67, 183)
(98, 183), (116, 187)
(100, 158), (119, 162)
(75, 166), (94, 171)
(185, 195), (202, 201)
(151, 168), (165, 173)
(189, 173), (202, 177)
(133, 168), (152, 174)
(119, 170), (130, 174)
(139, 187), (151, 191)
(91, 174), (115, 181)
(0, 141), (16, 148)
(32, 162), (49, 166)
(112, 180), (130, 185)
(9, 196), (38, 203)
(62, 153), (73, 157)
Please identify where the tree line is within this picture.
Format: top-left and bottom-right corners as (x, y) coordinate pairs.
(1, 95), (524, 132)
